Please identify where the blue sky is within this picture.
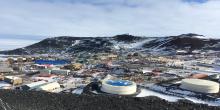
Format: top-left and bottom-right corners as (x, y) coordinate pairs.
(0, 0), (219, 50)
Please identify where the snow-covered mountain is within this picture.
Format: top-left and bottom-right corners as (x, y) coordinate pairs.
(1, 33), (220, 55)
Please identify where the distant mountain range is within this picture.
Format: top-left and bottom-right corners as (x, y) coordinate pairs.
(1, 33), (220, 55)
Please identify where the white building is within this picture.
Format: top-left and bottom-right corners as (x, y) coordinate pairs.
(22, 81), (47, 90)
(37, 82), (60, 92)
(51, 69), (70, 75)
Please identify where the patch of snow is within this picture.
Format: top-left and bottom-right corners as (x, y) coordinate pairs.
(72, 88), (83, 95)
(144, 84), (220, 106)
(149, 85), (167, 92)
(154, 37), (173, 49)
(91, 90), (99, 94)
(0, 57), (8, 61)
(137, 89), (182, 102)
(113, 38), (154, 49)
(72, 40), (80, 46)
(193, 35), (206, 39)
(169, 89), (195, 96)
(67, 78), (83, 83)
(185, 97), (220, 106)
(142, 67), (153, 73)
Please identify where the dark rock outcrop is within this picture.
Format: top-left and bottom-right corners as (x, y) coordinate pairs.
(0, 90), (219, 110)
(1, 33), (220, 55)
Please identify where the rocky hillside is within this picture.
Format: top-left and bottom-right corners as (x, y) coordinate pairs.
(143, 33), (220, 51)
(0, 90), (219, 110)
(1, 33), (220, 55)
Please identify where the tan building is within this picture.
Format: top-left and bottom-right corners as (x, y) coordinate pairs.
(4, 76), (22, 85)
(72, 63), (83, 70)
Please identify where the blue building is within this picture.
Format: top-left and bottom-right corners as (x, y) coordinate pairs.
(35, 60), (71, 65)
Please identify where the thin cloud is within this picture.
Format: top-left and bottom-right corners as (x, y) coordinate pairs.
(0, 0), (220, 38)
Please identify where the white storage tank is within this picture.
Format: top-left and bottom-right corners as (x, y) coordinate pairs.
(180, 79), (219, 93)
(101, 79), (137, 95)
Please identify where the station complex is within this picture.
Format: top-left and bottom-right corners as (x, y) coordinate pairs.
(0, 52), (220, 104)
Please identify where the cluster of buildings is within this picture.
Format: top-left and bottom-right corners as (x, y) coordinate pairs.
(0, 51), (220, 97)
